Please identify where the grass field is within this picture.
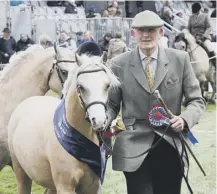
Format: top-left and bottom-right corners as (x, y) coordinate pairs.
(0, 104), (216, 194)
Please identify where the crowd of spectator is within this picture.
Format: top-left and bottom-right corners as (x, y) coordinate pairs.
(0, 27), (34, 64)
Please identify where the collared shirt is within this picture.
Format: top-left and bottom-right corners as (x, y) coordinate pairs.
(139, 47), (158, 77)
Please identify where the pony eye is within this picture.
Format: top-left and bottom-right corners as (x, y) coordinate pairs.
(77, 84), (85, 92)
(61, 70), (68, 77)
(105, 84), (110, 90)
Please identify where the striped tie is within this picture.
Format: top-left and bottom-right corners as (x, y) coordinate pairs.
(144, 57), (154, 91)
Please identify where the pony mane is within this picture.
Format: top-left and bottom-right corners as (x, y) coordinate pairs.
(62, 54), (120, 97)
(0, 44), (47, 83)
(182, 28), (196, 43)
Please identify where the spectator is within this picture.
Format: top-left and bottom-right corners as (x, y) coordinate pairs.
(59, 31), (71, 46)
(86, 6), (96, 18)
(0, 28), (16, 64)
(115, 9), (122, 17)
(76, 31), (83, 47)
(64, 1), (77, 14)
(161, 9), (173, 31)
(79, 31), (94, 45)
(39, 34), (53, 49)
(98, 32), (112, 52)
(172, 10), (184, 30)
(107, 32), (127, 59)
(101, 10), (109, 17)
(16, 33), (34, 52)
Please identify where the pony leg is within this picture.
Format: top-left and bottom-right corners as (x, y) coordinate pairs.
(0, 141), (11, 171)
(43, 189), (57, 194)
(11, 153), (32, 194)
(200, 81), (208, 102)
(208, 81), (216, 104)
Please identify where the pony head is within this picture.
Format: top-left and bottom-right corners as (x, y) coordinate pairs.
(63, 52), (120, 131)
(174, 28), (197, 52)
(174, 30), (188, 51)
(47, 43), (77, 96)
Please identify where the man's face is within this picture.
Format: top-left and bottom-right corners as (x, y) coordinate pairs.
(21, 34), (28, 42)
(60, 32), (67, 40)
(3, 32), (10, 37)
(132, 27), (163, 51)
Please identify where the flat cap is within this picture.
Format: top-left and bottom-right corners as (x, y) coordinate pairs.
(132, 10), (164, 28)
(2, 27), (10, 33)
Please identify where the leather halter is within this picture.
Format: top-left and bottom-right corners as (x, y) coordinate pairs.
(76, 68), (107, 123)
(47, 58), (76, 87)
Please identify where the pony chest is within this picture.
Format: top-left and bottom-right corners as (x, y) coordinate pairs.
(53, 100), (106, 182)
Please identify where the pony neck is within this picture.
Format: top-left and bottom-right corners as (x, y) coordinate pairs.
(185, 36), (198, 51)
(64, 87), (99, 146)
(0, 50), (53, 130)
(0, 51), (53, 96)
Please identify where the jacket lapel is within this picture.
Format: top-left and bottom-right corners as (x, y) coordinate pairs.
(130, 46), (169, 93)
(130, 47), (151, 93)
(153, 46), (169, 91)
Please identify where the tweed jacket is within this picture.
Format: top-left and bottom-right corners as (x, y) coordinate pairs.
(188, 12), (212, 39)
(107, 46), (206, 172)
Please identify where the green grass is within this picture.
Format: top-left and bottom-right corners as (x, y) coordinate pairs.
(0, 104), (216, 194)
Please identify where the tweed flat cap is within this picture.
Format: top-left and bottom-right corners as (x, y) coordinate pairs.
(132, 10), (164, 28)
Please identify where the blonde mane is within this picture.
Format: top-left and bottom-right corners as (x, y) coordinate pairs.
(0, 44), (53, 83)
(62, 54), (120, 97)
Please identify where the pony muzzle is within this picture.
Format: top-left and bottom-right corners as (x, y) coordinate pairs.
(87, 104), (107, 131)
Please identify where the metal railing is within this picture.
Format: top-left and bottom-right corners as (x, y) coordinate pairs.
(53, 17), (181, 48)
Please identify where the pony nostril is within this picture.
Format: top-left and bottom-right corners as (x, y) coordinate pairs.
(103, 120), (107, 125)
(92, 117), (96, 125)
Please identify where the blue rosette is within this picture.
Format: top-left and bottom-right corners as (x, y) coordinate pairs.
(147, 105), (199, 145)
(147, 105), (170, 127)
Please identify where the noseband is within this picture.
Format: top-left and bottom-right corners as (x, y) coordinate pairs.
(76, 68), (107, 123)
(47, 58), (76, 87)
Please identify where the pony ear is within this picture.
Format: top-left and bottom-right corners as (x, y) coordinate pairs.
(75, 54), (82, 66)
(101, 51), (108, 64)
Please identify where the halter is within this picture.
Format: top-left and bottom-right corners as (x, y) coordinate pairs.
(47, 58), (76, 87)
(76, 68), (107, 123)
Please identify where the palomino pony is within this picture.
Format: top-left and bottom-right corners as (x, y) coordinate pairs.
(0, 43), (76, 171)
(8, 53), (120, 194)
(174, 28), (216, 103)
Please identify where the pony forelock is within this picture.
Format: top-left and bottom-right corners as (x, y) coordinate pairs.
(62, 54), (120, 97)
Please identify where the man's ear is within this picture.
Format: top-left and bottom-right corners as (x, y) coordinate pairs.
(159, 27), (164, 37)
(131, 29), (135, 37)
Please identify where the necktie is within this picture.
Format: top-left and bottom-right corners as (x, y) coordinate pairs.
(144, 57), (154, 91)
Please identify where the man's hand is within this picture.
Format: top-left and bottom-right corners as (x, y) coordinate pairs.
(4, 53), (9, 57)
(170, 116), (185, 132)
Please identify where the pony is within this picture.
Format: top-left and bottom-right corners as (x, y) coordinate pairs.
(8, 53), (120, 194)
(173, 28), (216, 104)
(0, 43), (76, 172)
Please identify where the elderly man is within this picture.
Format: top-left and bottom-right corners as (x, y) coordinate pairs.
(107, 10), (205, 194)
